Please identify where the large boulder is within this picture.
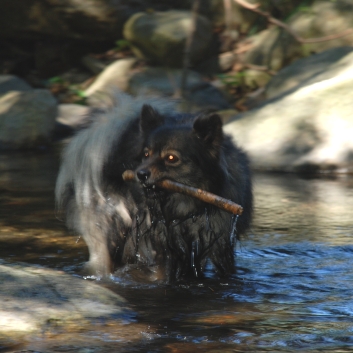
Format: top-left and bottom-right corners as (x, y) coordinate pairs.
(123, 10), (213, 67)
(265, 46), (353, 99)
(0, 89), (57, 149)
(0, 261), (137, 349)
(0, 75), (32, 96)
(224, 48), (353, 174)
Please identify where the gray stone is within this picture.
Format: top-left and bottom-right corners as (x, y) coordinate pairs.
(54, 103), (91, 138)
(123, 10), (213, 67)
(0, 89), (57, 149)
(266, 46), (353, 99)
(243, 69), (272, 89)
(218, 51), (236, 72)
(241, 26), (302, 72)
(56, 103), (90, 129)
(224, 49), (353, 174)
(0, 260), (131, 336)
(85, 59), (231, 111)
(0, 75), (32, 96)
(85, 58), (138, 97)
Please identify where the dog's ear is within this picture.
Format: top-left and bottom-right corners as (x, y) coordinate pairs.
(140, 104), (164, 133)
(193, 113), (223, 148)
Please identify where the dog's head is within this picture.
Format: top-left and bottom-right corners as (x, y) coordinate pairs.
(136, 104), (225, 193)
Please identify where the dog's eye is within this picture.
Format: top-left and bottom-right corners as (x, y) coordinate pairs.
(165, 154), (179, 164)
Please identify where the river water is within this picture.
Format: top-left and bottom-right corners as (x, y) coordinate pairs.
(1, 152), (353, 352)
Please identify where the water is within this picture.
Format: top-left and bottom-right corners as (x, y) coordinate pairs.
(1, 152), (353, 352)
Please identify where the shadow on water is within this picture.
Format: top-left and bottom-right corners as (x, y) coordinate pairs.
(0, 151), (88, 271)
(1, 152), (353, 352)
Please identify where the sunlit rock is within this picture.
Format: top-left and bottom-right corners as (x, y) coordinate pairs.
(224, 48), (353, 174)
(0, 89), (57, 150)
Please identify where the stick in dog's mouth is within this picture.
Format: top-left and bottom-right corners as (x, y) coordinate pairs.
(122, 170), (243, 216)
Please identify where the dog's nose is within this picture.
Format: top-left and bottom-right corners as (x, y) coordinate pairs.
(137, 169), (151, 182)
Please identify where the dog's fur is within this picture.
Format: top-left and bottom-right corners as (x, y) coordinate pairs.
(56, 93), (252, 282)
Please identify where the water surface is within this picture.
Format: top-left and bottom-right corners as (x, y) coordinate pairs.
(0, 152), (353, 352)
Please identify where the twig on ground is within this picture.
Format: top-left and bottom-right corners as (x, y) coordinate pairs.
(122, 170), (244, 216)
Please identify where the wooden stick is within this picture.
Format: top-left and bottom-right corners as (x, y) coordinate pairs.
(122, 170), (243, 216)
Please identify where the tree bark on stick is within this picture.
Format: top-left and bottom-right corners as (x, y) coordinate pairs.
(122, 170), (243, 216)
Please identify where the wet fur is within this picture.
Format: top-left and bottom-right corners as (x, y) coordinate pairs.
(56, 93), (252, 282)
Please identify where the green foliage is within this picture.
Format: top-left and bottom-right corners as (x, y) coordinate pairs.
(285, 1), (314, 21)
(114, 39), (131, 52)
(48, 76), (66, 84)
(69, 88), (87, 104)
(47, 76), (87, 105)
(217, 72), (246, 88)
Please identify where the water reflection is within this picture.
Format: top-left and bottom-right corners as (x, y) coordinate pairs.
(0, 151), (88, 270)
(0, 153), (353, 352)
(252, 173), (353, 245)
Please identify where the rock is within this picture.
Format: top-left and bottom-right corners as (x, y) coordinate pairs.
(0, 90), (57, 150)
(206, 0), (305, 32)
(218, 51), (236, 72)
(85, 58), (138, 97)
(85, 59), (231, 111)
(129, 67), (231, 111)
(241, 0), (353, 72)
(243, 69), (272, 89)
(123, 10), (213, 67)
(216, 109), (239, 124)
(54, 103), (91, 138)
(265, 46), (353, 99)
(290, 0), (353, 54)
(0, 260), (134, 345)
(0, 75), (32, 96)
(82, 55), (108, 75)
(241, 27), (302, 72)
(224, 49), (353, 174)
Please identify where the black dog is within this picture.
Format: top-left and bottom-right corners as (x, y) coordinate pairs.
(56, 93), (252, 281)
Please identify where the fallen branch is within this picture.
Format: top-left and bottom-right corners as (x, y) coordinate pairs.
(233, 0), (353, 44)
(122, 170), (243, 216)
